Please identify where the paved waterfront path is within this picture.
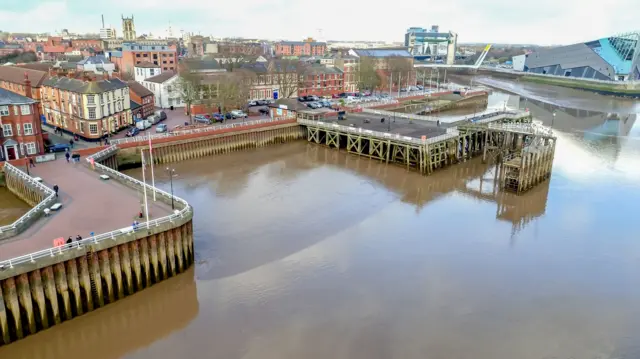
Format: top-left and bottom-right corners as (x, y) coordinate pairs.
(0, 157), (172, 261)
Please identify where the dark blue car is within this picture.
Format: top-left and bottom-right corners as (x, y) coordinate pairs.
(47, 143), (71, 153)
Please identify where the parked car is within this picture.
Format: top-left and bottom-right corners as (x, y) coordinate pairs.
(147, 115), (160, 125)
(321, 100), (332, 107)
(154, 110), (167, 121)
(136, 119), (152, 130)
(125, 127), (140, 137)
(297, 96), (306, 102)
(248, 101), (258, 106)
(259, 108), (270, 115)
(265, 99), (275, 104)
(194, 115), (211, 124)
(155, 124), (168, 133)
(230, 110), (248, 118)
(47, 143), (71, 153)
(212, 113), (225, 122)
(256, 100), (267, 106)
(224, 112), (233, 120)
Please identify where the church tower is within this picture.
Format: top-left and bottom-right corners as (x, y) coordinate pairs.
(122, 15), (136, 41)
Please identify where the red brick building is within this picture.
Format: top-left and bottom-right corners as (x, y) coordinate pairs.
(275, 39), (326, 57)
(298, 65), (344, 97)
(0, 85), (45, 161)
(0, 66), (49, 115)
(126, 81), (155, 119)
(110, 43), (178, 74)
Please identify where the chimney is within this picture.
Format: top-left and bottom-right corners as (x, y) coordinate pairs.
(23, 72), (32, 98)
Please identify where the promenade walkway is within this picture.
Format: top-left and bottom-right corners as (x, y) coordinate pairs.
(0, 157), (171, 261)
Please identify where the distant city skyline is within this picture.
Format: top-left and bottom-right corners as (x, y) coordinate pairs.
(1, 0), (638, 45)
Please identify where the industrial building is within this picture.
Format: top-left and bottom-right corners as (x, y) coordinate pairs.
(404, 26), (458, 65)
(513, 32), (640, 81)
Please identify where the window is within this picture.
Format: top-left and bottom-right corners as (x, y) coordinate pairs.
(108, 104), (111, 113)
(20, 105), (31, 115)
(25, 142), (37, 155)
(80, 122), (85, 132)
(143, 54), (148, 57)
(0, 106), (8, 116)
(87, 95), (95, 104)
(23, 123), (33, 135)
(136, 54), (141, 58)
(2, 124), (12, 136)
(89, 124), (98, 135)
(88, 107), (96, 119)
(149, 69), (155, 76)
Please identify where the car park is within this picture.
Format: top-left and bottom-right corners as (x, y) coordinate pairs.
(248, 101), (258, 106)
(154, 110), (167, 121)
(47, 143), (71, 153)
(155, 124), (168, 133)
(126, 127), (140, 137)
(212, 113), (225, 122)
(147, 115), (160, 125)
(136, 119), (152, 130)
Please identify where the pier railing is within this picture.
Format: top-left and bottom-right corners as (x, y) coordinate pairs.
(0, 145), (192, 270)
(110, 117), (288, 145)
(0, 163), (57, 240)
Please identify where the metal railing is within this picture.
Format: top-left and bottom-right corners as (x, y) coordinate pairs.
(110, 117), (292, 145)
(488, 122), (554, 137)
(0, 145), (192, 270)
(0, 163), (57, 240)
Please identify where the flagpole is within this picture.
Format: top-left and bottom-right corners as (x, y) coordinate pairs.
(141, 151), (150, 229)
(148, 135), (156, 201)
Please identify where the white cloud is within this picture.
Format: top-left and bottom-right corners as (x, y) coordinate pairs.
(1, 0), (638, 44)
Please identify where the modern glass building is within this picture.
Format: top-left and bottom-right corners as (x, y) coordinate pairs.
(404, 26), (458, 65)
(516, 32), (640, 81)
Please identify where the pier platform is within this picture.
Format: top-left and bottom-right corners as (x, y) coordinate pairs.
(0, 157), (172, 261)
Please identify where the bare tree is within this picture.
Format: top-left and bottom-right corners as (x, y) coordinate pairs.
(356, 57), (381, 94)
(269, 59), (304, 99)
(386, 56), (414, 90)
(176, 72), (201, 122)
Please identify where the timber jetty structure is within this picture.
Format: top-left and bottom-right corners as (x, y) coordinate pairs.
(0, 109), (556, 345)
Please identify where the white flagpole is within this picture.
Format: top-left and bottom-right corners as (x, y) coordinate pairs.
(148, 135), (156, 201)
(141, 151), (150, 229)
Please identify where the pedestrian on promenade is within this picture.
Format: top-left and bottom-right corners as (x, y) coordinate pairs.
(65, 151), (70, 162)
(66, 236), (72, 244)
(69, 139), (74, 148)
(53, 184), (59, 197)
(29, 157), (35, 167)
(75, 235), (82, 241)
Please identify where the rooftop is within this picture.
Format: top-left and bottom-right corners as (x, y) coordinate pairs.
(351, 48), (413, 58)
(0, 65), (49, 86)
(77, 55), (112, 65)
(144, 71), (176, 84)
(278, 41), (326, 46)
(182, 58), (222, 71)
(0, 87), (37, 105)
(42, 76), (128, 94)
(127, 80), (154, 97)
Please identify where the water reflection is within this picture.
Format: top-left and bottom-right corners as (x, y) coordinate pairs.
(0, 268), (198, 359)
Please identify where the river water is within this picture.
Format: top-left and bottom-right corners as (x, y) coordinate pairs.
(2, 84), (640, 359)
(0, 187), (30, 226)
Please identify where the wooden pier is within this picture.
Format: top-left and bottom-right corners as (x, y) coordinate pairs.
(298, 111), (556, 195)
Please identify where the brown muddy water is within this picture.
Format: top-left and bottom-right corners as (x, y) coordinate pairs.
(0, 187), (30, 226)
(1, 88), (640, 359)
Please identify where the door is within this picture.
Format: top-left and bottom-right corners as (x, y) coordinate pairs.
(6, 146), (17, 160)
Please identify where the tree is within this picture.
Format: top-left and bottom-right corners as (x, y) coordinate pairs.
(386, 56), (414, 90)
(176, 72), (201, 122)
(216, 72), (252, 116)
(356, 57), (381, 93)
(269, 59), (304, 99)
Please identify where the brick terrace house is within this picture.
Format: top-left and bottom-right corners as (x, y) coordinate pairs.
(275, 39), (326, 57)
(126, 81), (155, 119)
(40, 75), (132, 140)
(333, 56), (359, 93)
(0, 66), (49, 115)
(298, 65), (344, 98)
(109, 43), (178, 74)
(0, 87), (45, 161)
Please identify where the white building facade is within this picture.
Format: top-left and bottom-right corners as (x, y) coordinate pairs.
(140, 72), (183, 108)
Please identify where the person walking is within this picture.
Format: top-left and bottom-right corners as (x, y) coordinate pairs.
(66, 236), (73, 244)
(29, 157), (35, 167)
(75, 235), (83, 242)
(65, 151), (70, 162)
(69, 139), (74, 148)
(53, 184), (59, 198)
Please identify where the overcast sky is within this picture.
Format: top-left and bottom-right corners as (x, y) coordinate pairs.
(1, 0), (638, 45)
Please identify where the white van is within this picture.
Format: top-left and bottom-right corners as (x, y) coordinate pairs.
(136, 119), (152, 130)
(147, 115), (160, 125)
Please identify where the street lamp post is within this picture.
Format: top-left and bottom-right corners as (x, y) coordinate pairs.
(166, 167), (175, 210)
(552, 111), (556, 128)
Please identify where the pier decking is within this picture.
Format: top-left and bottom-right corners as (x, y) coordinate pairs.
(0, 158), (172, 261)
